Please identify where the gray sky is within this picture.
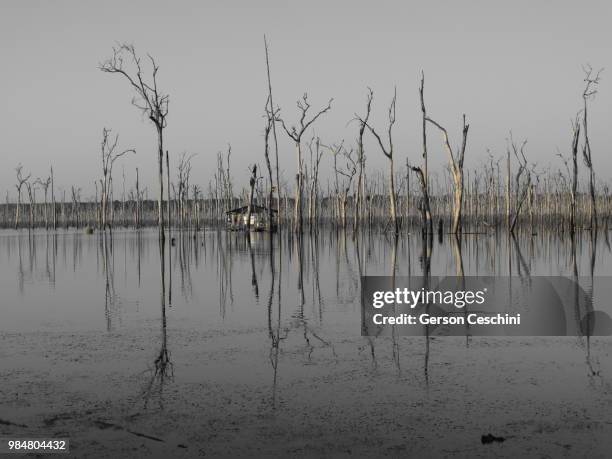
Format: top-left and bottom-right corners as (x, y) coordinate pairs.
(2, 0), (611, 198)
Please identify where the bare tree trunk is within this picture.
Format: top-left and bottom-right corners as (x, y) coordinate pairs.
(418, 72), (433, 235)
(263, 100), (275, 229)
(426, 115), (469, 235)
(100, 44), (167, 237)
(166, 151), (171, 232)
(505, 148), (511, 230)
(51, 166), (56, 230)
(581, 65), (602, 230)
(157, 125), (165, 239)
(294, 142), (303, 232)
(264, 36), (281, 229)
(136, 168), (140, 229)
(388, 158), (398, 234)
(357, 88), (398, 234)
(570, 115), (580, 234)
(354, 89), (372, 232)
(246, 165), (257, 231)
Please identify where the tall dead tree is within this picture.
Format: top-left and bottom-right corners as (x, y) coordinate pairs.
(100, 44), (169, 239)
(264, 35), (282, 228)
(426, 114), (469, 235)
(412, 72), (433, 235)
(570, 115), (581, 233)
(279, 94), (332, 232)
(581, 65), (603, 230)
(354, 88), (372, 231)
(166, 151), (171, 232)
(505, 144), (512, 230)
(357, 88), (399, 234)
(134, 168), (139, 228)
(264, 97), (279, 228)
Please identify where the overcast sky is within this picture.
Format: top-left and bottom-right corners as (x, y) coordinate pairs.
(2, 0), (611, 198)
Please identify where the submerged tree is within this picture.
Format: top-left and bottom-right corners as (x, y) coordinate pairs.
(35, 175), (52, 230)
(100, 44), (169, 239)
(306, 136), (324, 228)
(264, 97), (280, 228)
(14, 165), (31, 229)
(412, 72), (433, 235)
(507, 133), (530, 233)
(357, 88), (399, 234)
(354, 88), (372, 231)
(246, 164), (259, 231)
(264, 36), (282, 227)
(569, 115), (581, 233)
(99, 128), (135, 230)
(581, 65), (603, 230)
(329, 142), (356, 229)
(426, 113), (469, 235)
(279, 93), (333, 232)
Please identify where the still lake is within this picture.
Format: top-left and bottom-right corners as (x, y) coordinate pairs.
(3, 228), (612, 332)
(1, 228), (612, 457)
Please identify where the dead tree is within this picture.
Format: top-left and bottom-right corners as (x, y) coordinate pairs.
(357, 88), (399, 234)
(25, 180), (36, 229)
(426, 114), (469, 235)
(324, 141), (357, 228)
(354, 88), (373, 231)
(70, 187), (81, 227)
(135, 168), (141, 228)
(279, 93), (333, 232)
(51, 166), (56, 230)
(176, 152), (196, 228)
(323, 140), (345, 224)
(413, 72), (433, 235)
(336, 147), (357, 229)
(221, 144), (234, 212)
(581, 65), (603, 230)
(264, 97), (279, 228)
(569, 115), (581, 233)
(508, 134), (530, 233)
(410, 165), (432, 234)
(166, 151), (171, 232)
(246, 164), (259, 231)
(14, 165), (31, 229)
(307, 136), (324, 228)
(264, 35), (281, 227)
(35, 176), (52, 229)
(100, 128), (135, 230)
(100, 44), (169, 238)
(505, 147), (511, 229)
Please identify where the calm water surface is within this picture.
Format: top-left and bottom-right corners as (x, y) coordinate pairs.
(3, 228), (612, 457)
(2, 228), (612, 333)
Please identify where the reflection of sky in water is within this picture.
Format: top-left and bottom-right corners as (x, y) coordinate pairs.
(1, 228), (611, 334)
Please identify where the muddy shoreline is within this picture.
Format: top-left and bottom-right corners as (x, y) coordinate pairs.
(2, 329), (611, 458)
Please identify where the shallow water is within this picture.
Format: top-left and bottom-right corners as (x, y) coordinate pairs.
(1, 228), (611, 332)
(1, 228), (612, 457)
